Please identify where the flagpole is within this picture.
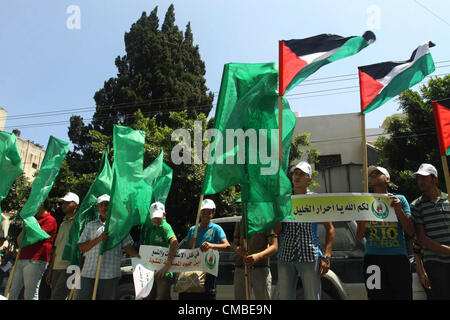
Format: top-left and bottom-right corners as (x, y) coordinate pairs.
(361, 114), (369, 193)
(243, 201), (250, 300)
(92, 254), (103, 300)
(192, 194), (204, 249)
(5, 248), (21, 299)
(440, 155), (450, 195)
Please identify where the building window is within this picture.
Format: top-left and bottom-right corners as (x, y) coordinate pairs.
(32, 163), (38, 169)
(316, 154), (342, 171)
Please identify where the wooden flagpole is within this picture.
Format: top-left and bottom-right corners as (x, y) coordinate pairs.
(361, 113), (369, 192)
(5, 248), (21, 299)
(192, 194), (204, 249)
(92, 255), (103, 300)
(243, 201), (250, 300)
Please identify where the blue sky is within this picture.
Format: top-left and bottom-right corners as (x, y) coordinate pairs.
(0, 0), (449, 148)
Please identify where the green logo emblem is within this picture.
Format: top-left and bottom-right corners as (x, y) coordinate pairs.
(370, 199), (389, 219)
(205, 251), (217, 270)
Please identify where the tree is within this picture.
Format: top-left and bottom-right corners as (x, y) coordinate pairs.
(67, 5), (214, 176)
(375, 75), (450, 201)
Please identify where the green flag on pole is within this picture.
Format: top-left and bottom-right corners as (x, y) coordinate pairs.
(140, 149), (173, 243)
(0, 132), (23, 220)
(101, 125), (147, 254)
(202, 62), (296, 237)
(62, 148), (113, 266)
(19, 136), (69, 248)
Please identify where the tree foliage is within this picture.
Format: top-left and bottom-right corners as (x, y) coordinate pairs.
(375, 75), (450, 201)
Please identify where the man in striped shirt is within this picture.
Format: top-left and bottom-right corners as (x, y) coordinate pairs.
(410, 163), (450, 300)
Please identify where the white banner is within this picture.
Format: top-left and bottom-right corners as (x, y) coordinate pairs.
(138, 245), (219, 277)
(131, 258), (154, 300)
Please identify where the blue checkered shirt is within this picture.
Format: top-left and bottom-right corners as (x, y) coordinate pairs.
(78, 218), (133, 279)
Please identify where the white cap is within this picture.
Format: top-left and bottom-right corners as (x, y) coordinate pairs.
(293, 161), (312, 178)
(201, 199), (216, 210)
(97, 194), (110, 204)
(412, 163), (438, 178)
(150, 202), (165, 219)
(59, 192), (79, 205)
(368, 166), (390, 180)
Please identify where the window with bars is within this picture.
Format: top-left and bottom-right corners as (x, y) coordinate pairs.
(316, 154), (342, 171)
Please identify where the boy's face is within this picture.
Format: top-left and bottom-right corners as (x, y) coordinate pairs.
(369, 170), (389, 187)
(152, 217), (163, 227)
(200, 209), (214, 224)
(292, 169), (312, 189)
(97, 201), (109, 219)
(417, 175), (437, 193)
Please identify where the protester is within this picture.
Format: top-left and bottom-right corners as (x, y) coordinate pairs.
(8, 200), (57, 300)
(46, 192), (79, 300)
(141, 202), (178, 300)
(413, 240), (432, 299)
(356, 166), (414, 299)
(410, 163), (450, 300)
(179, 199), (231, 300)
(77, 194), (140, 300)
(232, 219), (277, 300)
(275, 161), (335, 300)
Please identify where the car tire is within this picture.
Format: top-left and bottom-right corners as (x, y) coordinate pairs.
(116, 282), (135, 300)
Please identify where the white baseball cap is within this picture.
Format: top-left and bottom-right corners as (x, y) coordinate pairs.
(201, 199), (216, 210)
(293, 161), (312, 178)
(59, 192), (79, 205)
(412, 163), (438, 178)
(150, 202), (165, 219)
(368, 166), (390, 180)
(97, 194), (110, 204)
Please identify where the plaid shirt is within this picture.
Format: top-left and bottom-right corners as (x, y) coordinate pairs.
(78, 218), (133, 279)
(278, 192), (322, 263)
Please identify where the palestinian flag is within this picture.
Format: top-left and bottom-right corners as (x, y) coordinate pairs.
(279, 31), (376, 96)
(432, 98), (450, 156)
(359, 41), (436, 114)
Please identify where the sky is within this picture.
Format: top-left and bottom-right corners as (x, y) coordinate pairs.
(0, 0), (449, 149)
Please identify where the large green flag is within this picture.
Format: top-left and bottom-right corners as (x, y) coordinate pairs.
(19, 136), (69, 248)
(101, 125), (148, 254)
(62, 148), (113, 266)
(0, 132), (23, 219)
(140, 149), (173, 243)
(202, 62), (296, 236)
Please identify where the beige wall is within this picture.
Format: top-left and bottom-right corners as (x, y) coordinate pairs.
(0, 107), (7, 131)
(292, 112), (364, 168)
(16, 138), (45, 182)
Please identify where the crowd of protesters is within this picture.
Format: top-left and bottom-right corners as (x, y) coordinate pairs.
(1, 161), (449, 300)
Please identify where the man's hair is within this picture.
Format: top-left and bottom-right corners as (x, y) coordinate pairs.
(42, 199), (50, 211)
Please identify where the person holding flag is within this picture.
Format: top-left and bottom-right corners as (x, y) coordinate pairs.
(410, 163), (450, 300)
(141, 202), (178, 300)
(46, 192), (79, 300)
(77, 194), (140, 300)
(8, 199), (57, 300)
(275, 161), (335, 300)
(179, 199), (230, 300)
(356, 166), (414, 300)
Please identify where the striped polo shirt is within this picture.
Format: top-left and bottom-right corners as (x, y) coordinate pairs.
(410, 191), (450, 263)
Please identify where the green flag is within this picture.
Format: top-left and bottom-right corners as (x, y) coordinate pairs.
(19, 136), (69, 248)
(0, 132), (23, 219)
(202, 62), (296, 236)
(140, 149), (173, 243)
(62, 148), (113, 266)
(101, 125), (147, 254)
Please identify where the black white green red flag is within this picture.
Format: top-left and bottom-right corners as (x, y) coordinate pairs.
(359, 41), (436, 114)
(279, 31), (376, 96)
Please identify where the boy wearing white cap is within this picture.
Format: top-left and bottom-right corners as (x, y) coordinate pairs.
(179, 199), (231, 300)
(356, 166), (414, 300)
(141, 202), (178, 300)
(46, 192), (79, 300)
(275, 161), (335, 300)
(410, 163), (450, 300)
(77, 194), (140, 300)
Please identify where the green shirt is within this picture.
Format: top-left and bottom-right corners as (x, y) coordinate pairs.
(142, 219), (176, 247)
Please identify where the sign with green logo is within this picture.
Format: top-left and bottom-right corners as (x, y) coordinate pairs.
(289, 193), (397, 223)
(138, 245), (219, 276)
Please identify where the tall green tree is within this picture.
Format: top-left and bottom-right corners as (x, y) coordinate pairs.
(375, 75), (450, 201)
(67, 5), (213, 175)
